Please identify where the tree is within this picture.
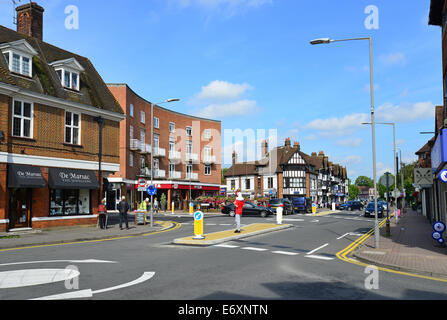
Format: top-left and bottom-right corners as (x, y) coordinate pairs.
(349, 184), (359, 200)
(355, 176), (374, 187)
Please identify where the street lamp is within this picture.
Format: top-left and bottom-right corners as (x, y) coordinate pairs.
(311, 36), (380, 248)
(362, 121), (398, 223)
(150, 98), (180, 227)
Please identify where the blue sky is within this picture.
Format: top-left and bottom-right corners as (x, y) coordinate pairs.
(0, 0), (442, 181)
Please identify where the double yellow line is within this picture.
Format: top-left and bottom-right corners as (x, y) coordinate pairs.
(336, 216), (447, 282)
(0, 221), (182, 253)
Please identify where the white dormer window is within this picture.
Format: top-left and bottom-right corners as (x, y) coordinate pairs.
(0, 39), (37, 78)
(49, 58), (84, 92)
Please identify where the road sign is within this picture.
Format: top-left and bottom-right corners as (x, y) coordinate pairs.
(138, 178), (147, 187)
(433, 221), (446, 233)
(193, 211), (205, 240)
(147, 185), (156, 196)
(414, 168), (433, 185)
(379, 174), (393, 187)
(439, 170), (447, 183)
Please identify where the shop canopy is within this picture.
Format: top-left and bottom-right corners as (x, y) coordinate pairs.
(48, 168), (99, 190)
(8, 164), (46, 188)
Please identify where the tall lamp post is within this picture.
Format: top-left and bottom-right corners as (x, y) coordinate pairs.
(311, 36), (379, 248)
(363, 121), (398, 223)
(150, 98), (180, 227)
(397, 148), (405, 214)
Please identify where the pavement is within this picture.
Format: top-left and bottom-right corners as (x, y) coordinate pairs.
(352, 207), (447, 279)
(0, 212), (177, 250)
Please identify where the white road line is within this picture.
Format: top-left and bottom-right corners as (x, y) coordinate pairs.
(214, 244), (239, 248)
(306, 255), (334, 261)
(306, 243), (329, 255)
(272, 251), (299, 256)
(220, 224), (232, 226)
(337, 233), (350, 240)
(206, 224), (217, 226)
(241, 247), (269, 252)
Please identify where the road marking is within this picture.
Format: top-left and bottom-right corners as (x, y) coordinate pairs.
(214, 244), (239, 248)
(0, 268), (80, 289)
(336, 232), (366, 240)
(272, 251), (299, 256)
(31, 272), (155, 300)
(241, 247), (268, 252)
(0, 259), (117, 267)
(306, 243), (329, 255)
(306, 255), (334, 261)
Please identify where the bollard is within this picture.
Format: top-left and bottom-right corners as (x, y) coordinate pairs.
(276, 206), (283, 225)
(193, 211), (205, 240)
(172, 202), (175, 214)
(386, 217), (391, 237)
(189, 202), (194, 215)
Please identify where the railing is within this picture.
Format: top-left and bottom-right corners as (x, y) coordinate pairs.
(169, 171), (181, 179)
(130, 139), (141, 151)
(185, 153), (199, 163)
(186, 172), (198, 180)
(153, 147), (166, 157)
(169, 150), (181, 160)
(154, 169), (165, 179)
(140, 144), (152, 154)
(203, 155), (216, 164)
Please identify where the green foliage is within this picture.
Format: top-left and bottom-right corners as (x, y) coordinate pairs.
(355, 176), (374, 187)
(160, 193), (167, 205)
(348, 184), (359, 200)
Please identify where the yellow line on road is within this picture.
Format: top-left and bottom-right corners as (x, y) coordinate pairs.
(0, 221), (181, 254)
(336, 216), (447, 283)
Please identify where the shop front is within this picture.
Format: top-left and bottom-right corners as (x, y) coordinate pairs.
(134, 182), (220, 211)
(431, 128), (447, 223)
(7, 164), (46, 230)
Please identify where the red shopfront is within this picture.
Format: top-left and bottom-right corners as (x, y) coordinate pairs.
(134, 182), (220, 211)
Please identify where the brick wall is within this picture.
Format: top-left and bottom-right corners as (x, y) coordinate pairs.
(0, 94), (120, 165)
(108, 84), (221, 186)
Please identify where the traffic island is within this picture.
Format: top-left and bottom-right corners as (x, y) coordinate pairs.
(172, 223), (293, 246)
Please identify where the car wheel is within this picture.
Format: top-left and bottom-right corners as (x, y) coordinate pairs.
(229, 211), (235, 217)
(261, 211), (268, 218)
(349, 207), (352, 211)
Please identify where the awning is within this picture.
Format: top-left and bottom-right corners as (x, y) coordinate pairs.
(48, 168), (99, 190)
(8, 164), (46, 188)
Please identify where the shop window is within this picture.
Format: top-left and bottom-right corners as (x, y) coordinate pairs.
(49, 189), (91, 216)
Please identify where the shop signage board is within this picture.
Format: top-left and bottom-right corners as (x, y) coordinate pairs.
(135, 211), (146, 225)
(431, 129), (447, 173)
(439, 170), (447, 183)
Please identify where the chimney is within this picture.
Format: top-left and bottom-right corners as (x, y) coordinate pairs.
(285, 137), (291, 149)
(16, 2), (45, 41)
(261, 140), (268, 158)
(318, 151), (325, 157)
(311, 152), (317, 157)
(293, 142), (300, 151)
(232, 151), (237, 165)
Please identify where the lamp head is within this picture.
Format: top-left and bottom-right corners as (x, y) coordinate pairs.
(310, 38), (331, 45)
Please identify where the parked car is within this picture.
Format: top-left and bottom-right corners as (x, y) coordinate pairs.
(340, 201), (364, 211)
(221, 201), (273, 218)
(268, 198), (293, 215)
(292, 197), (312, 214)
(364, 201), (384, 218)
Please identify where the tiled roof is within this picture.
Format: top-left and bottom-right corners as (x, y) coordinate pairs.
(0, 25), (123, 115)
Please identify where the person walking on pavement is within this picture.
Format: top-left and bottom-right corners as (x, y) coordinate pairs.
(234, 191), (244, 233)
(154, 197), (159, 214)
(117, 196), (129, 230)
(98, 199), (107, 229)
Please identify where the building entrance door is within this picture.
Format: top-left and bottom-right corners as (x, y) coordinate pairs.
(9, 188), (32, 230)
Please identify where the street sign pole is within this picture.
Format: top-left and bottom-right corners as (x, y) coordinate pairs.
(385, 172), (391, 237)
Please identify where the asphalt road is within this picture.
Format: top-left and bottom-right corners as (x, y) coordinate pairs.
(0, 210), (447, 301)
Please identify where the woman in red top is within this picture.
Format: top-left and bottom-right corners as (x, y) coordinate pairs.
(98, 199), (107, 230)
(234, 191), (244, 233)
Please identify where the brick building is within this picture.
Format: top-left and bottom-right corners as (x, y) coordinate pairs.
(106, 84), (221, 211)
(0, 3), (124, 231)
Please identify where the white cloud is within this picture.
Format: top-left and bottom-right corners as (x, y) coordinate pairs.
(376, 101), (435, 123)
(379, 52), (407, 66)
(336, 138), (362, 147)
(194, 99), (258, 118)
(194, 80), (253, 102)
(304, 113), (369, 137)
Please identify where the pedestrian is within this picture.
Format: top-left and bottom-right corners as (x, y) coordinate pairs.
(154, 197), (159, 214)
(98, 199), (107, 229)
(117, 196), (129, 230)
(234, 190), (244, 233)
